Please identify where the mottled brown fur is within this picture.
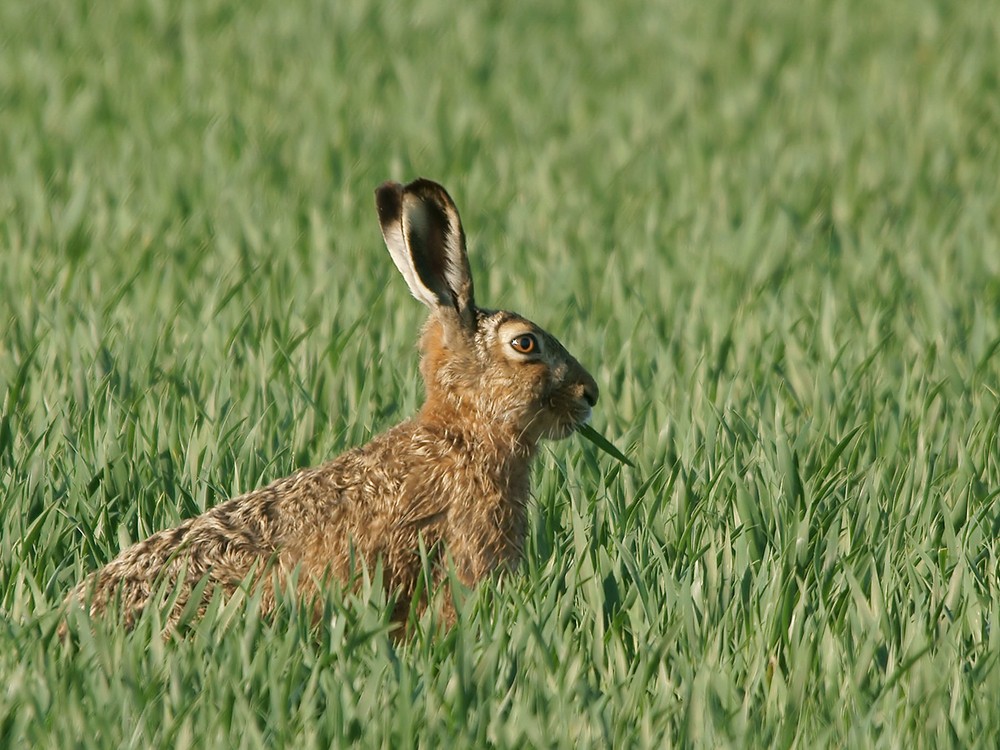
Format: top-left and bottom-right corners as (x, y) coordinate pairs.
(62, 179), (598, 635)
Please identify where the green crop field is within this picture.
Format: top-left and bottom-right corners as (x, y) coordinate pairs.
(2, 0), (999, 746)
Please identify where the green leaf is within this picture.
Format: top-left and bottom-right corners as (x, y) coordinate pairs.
(577, 423), (634, 467)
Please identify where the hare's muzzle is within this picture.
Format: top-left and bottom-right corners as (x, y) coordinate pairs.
(581, 375), (599, 408)
(567, 370), (599, 429)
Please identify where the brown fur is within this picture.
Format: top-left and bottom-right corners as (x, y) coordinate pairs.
(62, 179), (598, 635)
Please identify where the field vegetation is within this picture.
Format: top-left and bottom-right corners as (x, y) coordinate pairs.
(1, 0), (999, 745)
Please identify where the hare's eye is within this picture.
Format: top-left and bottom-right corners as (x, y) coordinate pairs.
(510, 334), (538, 354)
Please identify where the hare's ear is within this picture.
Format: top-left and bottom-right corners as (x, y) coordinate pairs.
(375, 179), (476, 330)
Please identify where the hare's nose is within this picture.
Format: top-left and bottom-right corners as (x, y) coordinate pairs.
(581, 375), (599, 407)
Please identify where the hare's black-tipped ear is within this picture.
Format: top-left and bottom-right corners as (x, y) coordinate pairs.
(375, 179), (476, 329)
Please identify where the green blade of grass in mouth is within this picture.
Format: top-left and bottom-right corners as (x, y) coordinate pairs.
(577, 423), (634, 467)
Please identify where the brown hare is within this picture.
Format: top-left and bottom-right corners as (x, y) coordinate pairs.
(62, 178), (599, 634)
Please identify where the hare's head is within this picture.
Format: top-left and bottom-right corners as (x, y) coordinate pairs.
(375, 179), (598, 448)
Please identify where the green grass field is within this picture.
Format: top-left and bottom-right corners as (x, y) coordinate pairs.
(2, 0), (999, 745)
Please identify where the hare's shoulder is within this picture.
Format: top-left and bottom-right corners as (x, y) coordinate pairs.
(224, 420), (429, 523)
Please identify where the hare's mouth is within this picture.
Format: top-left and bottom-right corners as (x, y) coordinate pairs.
(539, 400), (593, 441)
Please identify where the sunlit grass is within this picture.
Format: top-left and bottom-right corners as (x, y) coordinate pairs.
(1, 0), (999, 746)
